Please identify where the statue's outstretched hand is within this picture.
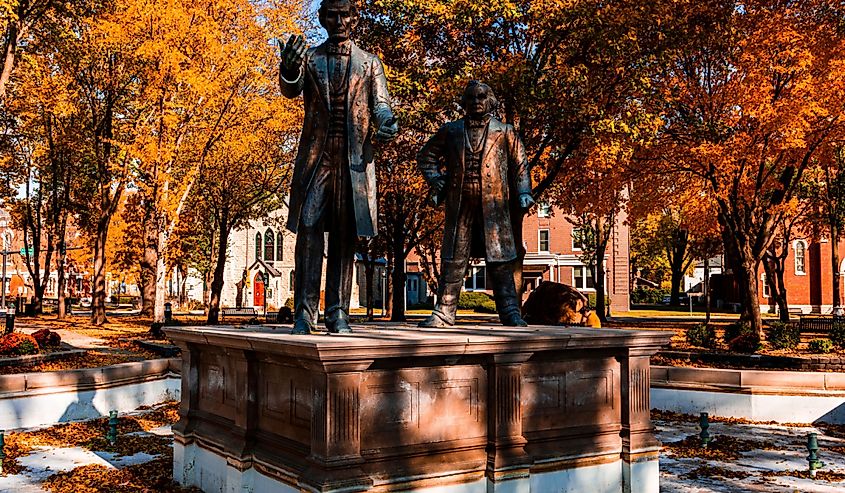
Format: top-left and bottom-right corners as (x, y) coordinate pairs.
(375, 116), (399, 141)
(519, 193), (536, 210)
(279, 35), (307, 79)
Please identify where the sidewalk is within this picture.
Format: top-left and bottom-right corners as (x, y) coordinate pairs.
(657, 414), (845, 492)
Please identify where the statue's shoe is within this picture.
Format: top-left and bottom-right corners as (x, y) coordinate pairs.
(419, 313), (453, 328)
(328, 319), (352, 334)
(501, 313), (529, 327)
(291, 319), (319, 335)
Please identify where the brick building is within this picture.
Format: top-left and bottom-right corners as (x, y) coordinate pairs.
(405, 201), (632, 314)
(758, 237), (845, 314)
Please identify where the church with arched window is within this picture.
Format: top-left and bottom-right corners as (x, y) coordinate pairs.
(200, 204), (363, 312)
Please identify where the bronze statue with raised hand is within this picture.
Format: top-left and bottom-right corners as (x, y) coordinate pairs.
(418, 81), (534, 328)
(279, 0), (398, 335)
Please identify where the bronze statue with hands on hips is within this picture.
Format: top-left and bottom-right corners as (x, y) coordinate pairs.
(418, 81), (535, 328)
(279, 0), (398, 335)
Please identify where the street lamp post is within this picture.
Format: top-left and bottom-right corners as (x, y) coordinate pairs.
(0, 224), (8, 311)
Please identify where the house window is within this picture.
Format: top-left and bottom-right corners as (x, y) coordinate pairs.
(290, 270), (295, 290)
(573, 266), (595, 290)
(464, 267), (486, 291)
(276, 232), (284, 261)
(538, 230), (550, 252)
(795, 241), (806, 275)
(254, 233), (262, 261)
(264, 229), (275, 261)
(538, 202), (551, 218)
(761, 273), (770, 298)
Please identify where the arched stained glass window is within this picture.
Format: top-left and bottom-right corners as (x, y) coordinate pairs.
(264, 229), (275, 261)
(277, 232), (284, 261)
(254, 233), (261, 261)
(795, 241), (806, 274)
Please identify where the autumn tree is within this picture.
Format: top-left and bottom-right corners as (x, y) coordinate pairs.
(802, 143), (845, 314)
(652, 0), (845, 336)
(360, 0), (696, 314)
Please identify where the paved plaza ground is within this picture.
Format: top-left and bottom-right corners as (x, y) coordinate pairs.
(0, 402), (843, 491)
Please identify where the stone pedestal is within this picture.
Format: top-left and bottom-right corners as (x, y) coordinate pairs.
(165, 324), (670, 493)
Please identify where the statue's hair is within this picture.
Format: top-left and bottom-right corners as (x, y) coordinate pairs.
(319, 0), (358, 19)
(460, 80), (499, 115)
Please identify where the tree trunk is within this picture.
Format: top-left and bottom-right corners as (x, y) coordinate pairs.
(207, 208), (230, 325)
(385, 257), (394, 320)
(668, 230), (689, 306)
(736, 258), (763, 336)
(91, 217), (110, 325)
(391, 221), (406, 322)
(832, 221), (842, 314)
(153, 213), (168, 322)
(718, 213), (765, 337)
(203, 269), (212, 308)
(594, 219), (608, 322)
(139, 225), (157, 317)
(0, 22), (18, 102)
(763, 254), (789, 322)
(57, 246), (66, 319)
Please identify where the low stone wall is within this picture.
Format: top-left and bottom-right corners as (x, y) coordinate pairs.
(657, 350), (845, 372)
(0, 349), (87, 368)
(0, 358), (181, 430)
(651, 365), (845, 423)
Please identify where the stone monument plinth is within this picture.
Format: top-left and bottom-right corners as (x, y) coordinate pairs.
(166, 324), (670, 493)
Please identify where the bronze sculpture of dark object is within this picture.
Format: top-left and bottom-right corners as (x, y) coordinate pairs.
(279, 0), (398, 335)
(418, 81), (535, 328)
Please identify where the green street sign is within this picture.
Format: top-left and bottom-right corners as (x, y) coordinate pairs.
(19, 248), (33, 257)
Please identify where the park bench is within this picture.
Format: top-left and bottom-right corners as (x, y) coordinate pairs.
(798, 314), (844, 333)
(220, 307), (257, 320)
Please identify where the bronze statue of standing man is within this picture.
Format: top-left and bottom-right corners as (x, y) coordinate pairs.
(279, 0), (398, 335)
(418, 81), (534, 327)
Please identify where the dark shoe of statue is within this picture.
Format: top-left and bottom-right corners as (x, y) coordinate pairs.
(328, 318), (352, 334)
(500, 311), (528, 327)
(291, 318), (318, 335)
(419, 312), (454, 328)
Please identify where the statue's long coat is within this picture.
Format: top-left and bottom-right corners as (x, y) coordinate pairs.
(280, 41), (394, 238)
(417, 117), (532, 263)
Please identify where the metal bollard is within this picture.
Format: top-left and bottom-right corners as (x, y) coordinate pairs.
(164, 302), (173, 323)
(699, 412), (711, 448)
(807, 433), (824, 477)
(3, 306), (14, 335)
(107, 411), (118, 445)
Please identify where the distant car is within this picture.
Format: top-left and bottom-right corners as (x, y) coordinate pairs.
(661, 294), (690, 305)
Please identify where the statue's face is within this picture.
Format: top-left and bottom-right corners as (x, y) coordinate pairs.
(463, 84), (492, 118)
(320, 3), (354, 42)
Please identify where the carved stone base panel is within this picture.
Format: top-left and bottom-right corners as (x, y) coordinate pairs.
(167, 324), (670, 493)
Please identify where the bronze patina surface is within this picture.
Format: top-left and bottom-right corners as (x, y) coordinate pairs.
(279, 0), (397, 335)
(418, 81), (534, 328)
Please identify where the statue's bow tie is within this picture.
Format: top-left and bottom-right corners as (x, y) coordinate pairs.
(327, 43), (351, 56)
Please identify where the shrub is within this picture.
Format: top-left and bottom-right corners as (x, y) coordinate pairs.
(284, 297), (295, 310)
(586, 293), (610, 309)
(182, 299), (206, 311)
(723, 322), (747, 344)
(766, 321), (800, 350)
(0, 333), (39, 356)
(831, 320), (845, 349)
(686, 324), (718, 349)
(459, 292), (491, 310)
(32, 329), (61, 348)
(809, 339), (835, 354)
(631, 287), (670, 304)
(723, 322), (761, 353)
